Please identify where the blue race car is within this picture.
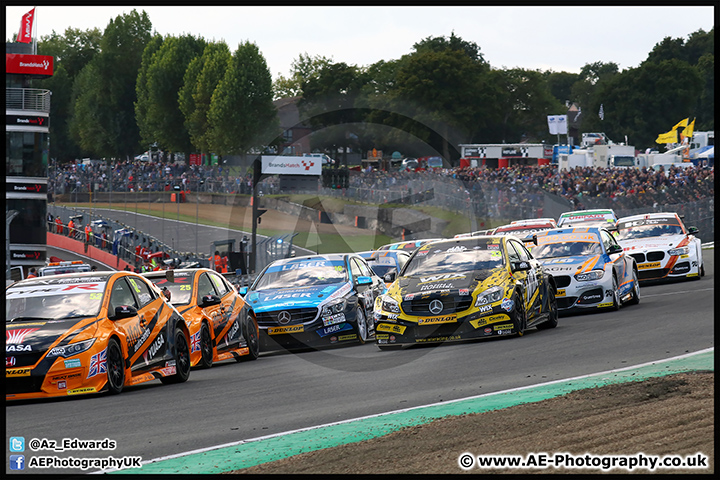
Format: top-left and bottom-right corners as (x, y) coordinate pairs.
(240, 254), (386, 351)
(528, 227), (640, 313)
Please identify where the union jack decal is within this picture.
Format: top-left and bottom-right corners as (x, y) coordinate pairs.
(190, 331), (202, 353)
(87, 348), (107, 379)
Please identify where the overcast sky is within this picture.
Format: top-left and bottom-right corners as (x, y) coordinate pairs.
(6, 5), (715, 79)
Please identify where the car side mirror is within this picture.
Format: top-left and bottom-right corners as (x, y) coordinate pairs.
(687, 226), (699, 235)
(199, 294), (222, 307)
(384, 270), (397, 283)
(356, 276), (372, 286)
(607, 244), (623, 255)
(165, 270), (175, 283)
(512, 261), (531, 272)
(238, 286), (248, 296)
(522, 234), (537, 245)
(113, 304), (137, 319)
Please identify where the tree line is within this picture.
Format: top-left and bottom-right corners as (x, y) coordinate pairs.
(33, 9), (713, 166)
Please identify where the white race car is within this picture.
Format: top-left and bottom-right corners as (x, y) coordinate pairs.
(616, 212), (704, 282)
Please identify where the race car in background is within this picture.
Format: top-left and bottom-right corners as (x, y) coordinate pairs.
(557, 209), (618, 230)
(39, 260), (93, 276)
(373, 236), (558, 349)
(615, 212), (704, 282)
(143, 268), (259, 368)
(376, 238), (442, 252)
(240, 254), (386, 351)
(491, 219), (558, 250)
(529, 227), (640, 313)
(6, 271), (191, 400)
(357, 250), (412, 287)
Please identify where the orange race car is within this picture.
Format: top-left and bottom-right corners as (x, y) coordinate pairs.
(143, 269), (259, 367)
(6, 271), (191, 401)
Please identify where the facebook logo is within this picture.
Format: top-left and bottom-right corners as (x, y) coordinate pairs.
(10, 455), (25, 470)
(10, 436), (25, 452)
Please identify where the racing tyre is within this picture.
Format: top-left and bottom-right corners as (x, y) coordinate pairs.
(161, 329), (191, 384)
(106, 338), (125, 395)
(355, 305), (369, 344)
(198, 322), (213, 369)
(610, 274), (620, 311)
(536, 285), (558, 330)
(238, 316), (259, 362)
(511, 293), (526, 337)
(626, 269), (640, 306)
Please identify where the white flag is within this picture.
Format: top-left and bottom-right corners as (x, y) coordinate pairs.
(556, 115), (568, 135)
(599, 104), (605, 121)
(548, 115), (567, 135)
(547, 115), (558, 135)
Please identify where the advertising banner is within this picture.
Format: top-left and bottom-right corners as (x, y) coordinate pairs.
(261, 156), (321, 176)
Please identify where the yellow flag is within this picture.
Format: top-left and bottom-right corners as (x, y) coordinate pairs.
(672, 118), (689, 130)
(681, 118), (695, 140)
(655, 130), (678, 144)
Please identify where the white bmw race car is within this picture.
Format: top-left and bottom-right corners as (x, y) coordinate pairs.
(615, 212), (704, 282)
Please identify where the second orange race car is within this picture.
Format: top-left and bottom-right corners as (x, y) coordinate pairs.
(143, 268), (259, 367)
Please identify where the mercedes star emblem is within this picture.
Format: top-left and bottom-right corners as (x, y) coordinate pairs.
(278, 311), (292, 325)
(429, 299), (443, 315)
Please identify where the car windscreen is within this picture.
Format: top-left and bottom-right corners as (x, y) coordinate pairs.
(147, 273), (194, 305)
(253, 259), (348, 290)
(616, 218), (684, 240)
(532, 232), (603, 259)
(402, 241), (505, 277)
(363, 255), (400, 277)
(6, 278), (108, 321)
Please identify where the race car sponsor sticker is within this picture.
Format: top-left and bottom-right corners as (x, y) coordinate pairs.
(68, 387), (97, 395)
(317, 323), (353, 337)
(638, 262), (661, 269)
(338, 334), (357, 341)
(64, 359), (82, 368)
(470, 313), (509, 329)
(556, 289), (566, 297)
(322, 312), (346, 326)
(459, 288), (470, 296)
(493, 323), (514, 331)
(417, 315), (457, 325)
(376, 323), (407, 334)
(597, 302), (614, 308)
(501, 298), (514, 312)
(268, 325), (304, 335)
(6, 368), (32, 377)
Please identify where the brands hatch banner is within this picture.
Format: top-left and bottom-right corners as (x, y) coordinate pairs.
(261, 156), (321, 176)
(5, 54), (54, 76)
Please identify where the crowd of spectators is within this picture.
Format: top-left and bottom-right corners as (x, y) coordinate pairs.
(49, 158), (713, 219)
(49, 160), (280, 197)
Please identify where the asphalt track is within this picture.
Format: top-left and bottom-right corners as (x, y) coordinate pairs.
(5, 244), (714, 475)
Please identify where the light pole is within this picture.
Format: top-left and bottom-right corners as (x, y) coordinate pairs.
(173, 184), (181, 253)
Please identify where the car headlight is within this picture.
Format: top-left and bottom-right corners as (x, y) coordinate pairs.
(381, 296), (401, 314)
(575, 270), (605, 281)
(475, 286), (503, 306)
(321, 298), (347, 316)
(46, 338), (96, 358)
(668, 247), (689, 256)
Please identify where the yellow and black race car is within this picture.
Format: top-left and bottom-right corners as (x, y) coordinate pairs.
(6, 271), (191, 401)
(143, 268), (258, 367)
(373, 236), (558, 349)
